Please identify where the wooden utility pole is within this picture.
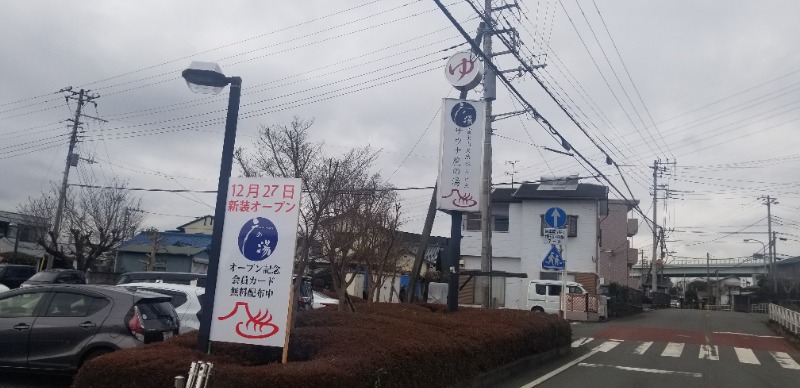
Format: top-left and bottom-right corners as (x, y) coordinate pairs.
(50, 88), (99, 269)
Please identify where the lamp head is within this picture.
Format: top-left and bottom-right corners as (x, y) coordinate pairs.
(182, 61), (229, 94)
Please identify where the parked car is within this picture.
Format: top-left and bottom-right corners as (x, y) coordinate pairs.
(526, 280), (587, 313)
(0, 284), (179, 373)
(312, 291), (339, 309)
(21, 269), (86, 288)
(118, 282), (204, 334)
(0, 264), (36, 289)
(117, 271), (207, 287)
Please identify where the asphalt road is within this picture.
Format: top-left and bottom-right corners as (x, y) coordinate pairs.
(0, 371), (72, 388)
(498, 308), (800, 388)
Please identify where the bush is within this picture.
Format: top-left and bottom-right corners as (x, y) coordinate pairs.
(74, 303), (570, 388)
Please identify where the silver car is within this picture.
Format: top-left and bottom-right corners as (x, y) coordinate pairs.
(0, 284), (179, 373)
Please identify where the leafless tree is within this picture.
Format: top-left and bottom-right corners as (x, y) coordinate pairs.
(235, 117), (402, 311)
(139, 227), (165, 271)
(18, 178), (144, 271)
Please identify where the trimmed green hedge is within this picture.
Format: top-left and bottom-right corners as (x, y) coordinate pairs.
(74, 303), (570, 388)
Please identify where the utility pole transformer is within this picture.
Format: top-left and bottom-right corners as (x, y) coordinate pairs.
(49, 88), (100, 270)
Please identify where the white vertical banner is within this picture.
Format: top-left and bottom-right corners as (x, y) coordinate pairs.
(209, 177), (302, 347)
(437, 98), (486, 212)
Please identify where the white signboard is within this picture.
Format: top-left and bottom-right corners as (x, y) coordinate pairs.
(444, 51), (483, 90)
(543, 228), (566, 245)
(209, 177), (302, 347)
(437, 98), (486, 212)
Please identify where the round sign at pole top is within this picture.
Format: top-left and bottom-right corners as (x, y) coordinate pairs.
(444, 51), (483, 91)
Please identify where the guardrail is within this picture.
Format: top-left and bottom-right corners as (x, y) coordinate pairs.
(705, 304), (731, 311)
(769, 304), (800, 336)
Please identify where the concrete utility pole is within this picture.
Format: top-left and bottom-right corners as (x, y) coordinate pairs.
(760, 195), (778, 294)
(706, 252), (711, 302)
(650, 160), (659, 298)
(50, 88), (99, 270)
(479, 0), (496, 308)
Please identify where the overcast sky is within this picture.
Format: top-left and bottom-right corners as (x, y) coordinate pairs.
(1, 0), (798, 267)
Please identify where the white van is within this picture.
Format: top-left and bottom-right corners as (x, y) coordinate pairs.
(527, 280), (587, 313)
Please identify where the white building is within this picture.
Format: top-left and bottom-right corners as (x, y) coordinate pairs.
(460, 180), (609, 309)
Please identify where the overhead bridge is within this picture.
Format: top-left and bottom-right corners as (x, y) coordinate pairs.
(631, 257), (768, 278)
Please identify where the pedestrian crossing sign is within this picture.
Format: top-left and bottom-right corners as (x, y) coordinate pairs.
(542, 245), (565, 270)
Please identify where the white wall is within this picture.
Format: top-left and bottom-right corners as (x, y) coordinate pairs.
(461, 198), (600, 309)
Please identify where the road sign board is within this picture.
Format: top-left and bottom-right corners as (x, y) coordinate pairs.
(543, 227), (566, 245)
(541, 245), (565, 270)
(544, 207), (567, 228)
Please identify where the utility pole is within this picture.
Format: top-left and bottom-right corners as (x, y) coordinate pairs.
(706, 253), (711, 304)
(760, 195), (778, 294)
(49, 88), (99, 270)
(650, 160), (659, 299)
(478, 0), (496, 308)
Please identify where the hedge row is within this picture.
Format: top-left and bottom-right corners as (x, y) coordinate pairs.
(74, 303), (570, 388)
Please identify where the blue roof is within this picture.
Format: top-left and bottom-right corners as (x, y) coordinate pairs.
(119, 231), (212, 251)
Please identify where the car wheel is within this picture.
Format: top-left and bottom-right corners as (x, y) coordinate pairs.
(80, 348), (114, 367)
(531, 306), (545, 313)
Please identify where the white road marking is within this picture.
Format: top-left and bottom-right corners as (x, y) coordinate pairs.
(661, 342), (684, 357)
(594, 340), (622, 352)
(713, 331), (782, 338)
(770, 351), (800, 370)
(519, 349), (599, 387)
(519, 341), (623, 387)
(571, 337), (593, 348)
(734, 347), (761, 365)
(578, 363), (702, 378)
(633, 341), (653, 355)
(699, 345), (719, 361)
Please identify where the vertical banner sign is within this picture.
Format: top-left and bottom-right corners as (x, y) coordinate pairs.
(209, 177), (302, 347)
(437, 98), (486, 212)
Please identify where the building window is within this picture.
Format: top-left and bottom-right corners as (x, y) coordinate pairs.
(493, 203), (509, 232)
(540, 272), (559, 280)
(465, 213), (481, 231)
(540, 214), (578, 237)
(463, 204), (510, 232)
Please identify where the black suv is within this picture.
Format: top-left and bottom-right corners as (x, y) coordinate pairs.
(0, 264), (36, 289)
(22, 269), (86, 288)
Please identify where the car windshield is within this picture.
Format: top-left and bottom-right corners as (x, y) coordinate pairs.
(0, 268), (5, 276)
(27, 271), (60, 281)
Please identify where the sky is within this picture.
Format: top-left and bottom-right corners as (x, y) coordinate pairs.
(1, 0), (798, 269)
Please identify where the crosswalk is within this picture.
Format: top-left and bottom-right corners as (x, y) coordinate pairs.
(571, 337), (800, 370)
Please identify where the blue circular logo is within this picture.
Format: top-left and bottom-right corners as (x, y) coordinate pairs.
(237, 217), (279, 261)
(450, 102), (477, 127)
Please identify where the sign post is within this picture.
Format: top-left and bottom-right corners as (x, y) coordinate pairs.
(209, 177), (302, 349)
(541, 207), (568, 318)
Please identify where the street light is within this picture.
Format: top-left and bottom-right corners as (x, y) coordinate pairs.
(182, 61), (242, 353)
(743, 238), (769, 283)
(8, 223), (20, 256)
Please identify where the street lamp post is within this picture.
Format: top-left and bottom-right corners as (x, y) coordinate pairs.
(8, 223), (20, 256)
(743, 238), (768, 286)
(182, 61), (242, 353)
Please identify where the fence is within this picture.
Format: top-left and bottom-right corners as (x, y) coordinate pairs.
(769, 303), (800, 336)
(705, 304), (731, 311)
(751, 303), (769, 314)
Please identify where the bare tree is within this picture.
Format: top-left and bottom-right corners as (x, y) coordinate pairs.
(18, 178), (144, 271)
(235, 117), (399, 310)
(139, 227), (165, 271)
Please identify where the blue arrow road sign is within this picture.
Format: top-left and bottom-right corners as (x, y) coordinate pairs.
(541, 245), (565, 270)
(544, 207), (567, 228)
